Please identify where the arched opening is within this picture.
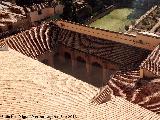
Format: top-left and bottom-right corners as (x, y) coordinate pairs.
(63, 52), (72, 74)
(54, 51), (72, 75)
(75, 56), (87, 80)
(91, 62), (103, 87)
(64, 52), (71, 63)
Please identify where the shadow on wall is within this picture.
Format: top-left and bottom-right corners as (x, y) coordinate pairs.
(52, 53), (113, 88)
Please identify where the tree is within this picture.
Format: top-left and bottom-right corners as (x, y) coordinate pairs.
(15, 0), (46, 6)
(86, 0), (97, 8)
(60, 0), (77, 22)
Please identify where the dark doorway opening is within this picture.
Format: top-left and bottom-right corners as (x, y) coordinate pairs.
(53, 52), (111, 88)
(75, 56), (87, 80)
(54, 52), (72, 75)
(91, 62), (103, 87)
(62, 52), (72, 74)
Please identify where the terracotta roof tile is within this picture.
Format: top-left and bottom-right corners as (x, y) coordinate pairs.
(0, 49), (159, 120)
(141, 44), (160, 76)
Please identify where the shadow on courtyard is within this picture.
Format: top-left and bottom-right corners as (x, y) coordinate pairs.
(53, 53), (106, 88)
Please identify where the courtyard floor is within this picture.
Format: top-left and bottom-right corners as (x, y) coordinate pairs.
(89, 8), (134, 32)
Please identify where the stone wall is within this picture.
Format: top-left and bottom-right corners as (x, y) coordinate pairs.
(56, 20), (160, 50)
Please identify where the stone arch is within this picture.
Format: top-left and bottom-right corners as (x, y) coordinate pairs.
(64, 52), (71, 62)
(76, 56), (86, 63)
(91, 60), (103, 68)
(74, 51), (86, 63)
(75, 56), (87, 80)
(92, 62), (102, 67)
(62, 51), (72, 74)
(64, 51), (71, 64)
(90, 55), (103, 68)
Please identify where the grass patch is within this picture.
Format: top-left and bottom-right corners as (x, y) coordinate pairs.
(90, 8), (134, 32)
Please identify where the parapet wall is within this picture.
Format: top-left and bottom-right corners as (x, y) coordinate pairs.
(56, 20), (160, 50)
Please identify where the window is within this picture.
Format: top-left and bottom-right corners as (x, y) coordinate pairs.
(38, 10), (42, 15)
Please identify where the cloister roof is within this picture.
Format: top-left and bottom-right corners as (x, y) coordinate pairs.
(141, 44), (160, 76)
(0, 49), (159, 120)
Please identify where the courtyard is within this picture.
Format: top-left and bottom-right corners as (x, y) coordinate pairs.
(89, 8), (135, 32)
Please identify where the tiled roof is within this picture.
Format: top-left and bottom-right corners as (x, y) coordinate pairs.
(1, 1), (26, 16)
(58, 28), (150, 70)
(92, 69), (160, 114)
(4, 23), (59, 59)
(0, 41), (7, 51)
(0, 49), (159, 120)
(3, 21), (150, 70)
(130, 5), (160, 36)
(23, 1), (58, 13)
(0, 2), (27, 36)
(0, 11), (17, 21)
(141, 44), (160, 76)
(92, 44), (160, 114)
